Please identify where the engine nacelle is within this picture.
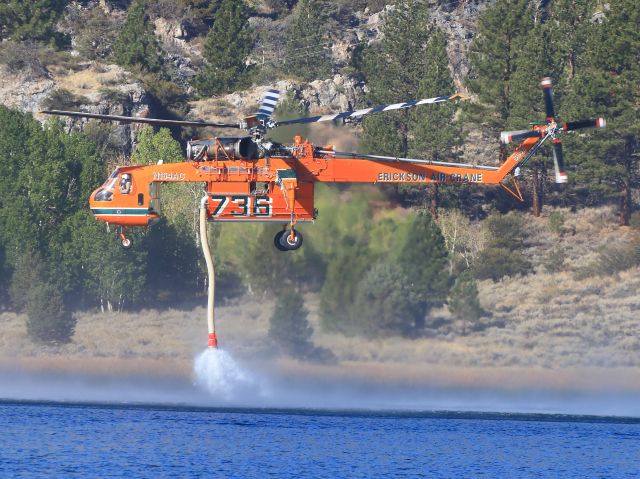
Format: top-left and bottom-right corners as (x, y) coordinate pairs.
(187, 137), (259, 161)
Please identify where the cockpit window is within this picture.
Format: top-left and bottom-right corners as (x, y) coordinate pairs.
(119, 173), (132, 194)
(94, 170), (118, 202)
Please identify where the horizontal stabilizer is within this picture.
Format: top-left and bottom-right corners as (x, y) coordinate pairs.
(563, 118), (606, 131)
(500, 129), (542, 144)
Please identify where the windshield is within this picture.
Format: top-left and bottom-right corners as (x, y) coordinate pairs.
(94, 170), (118, 202)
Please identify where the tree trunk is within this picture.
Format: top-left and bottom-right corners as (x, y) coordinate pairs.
(430, 183), (439, 219)
(619, 178), (631, 226)
(532, 165), (541, 217)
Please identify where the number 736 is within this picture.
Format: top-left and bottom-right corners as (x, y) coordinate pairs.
(211, 195), (272, 217)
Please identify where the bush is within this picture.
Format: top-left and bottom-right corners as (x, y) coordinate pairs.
(74, 8), (119, 60)
(548, 211), (566, 236)
(0, 41), (47, 78)
(483, 212), (526, 250)
(473, 212), (531, 281)
(26, 283), (76, 344)
(473, 247), (531, 281)
(42, 89), (91, 111)
(542, 247), (566, 273)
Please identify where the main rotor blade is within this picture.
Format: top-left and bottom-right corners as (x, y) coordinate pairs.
(41, 110), (243, 129)
(500, 129), (544, 144)
(563, 118), (606, 131)
(552, 139), (567, 184)
(273, 93), (466, 128)
(541, 77), (556, 120)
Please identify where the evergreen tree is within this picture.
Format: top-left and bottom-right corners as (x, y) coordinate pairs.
(192, 0), (252, 96)
(269, 290), (314, 357)
(564, 0), (640, 224)
(448, 271), (484, 334)
(0, 0), (68, 46)
(393, 211), (450, 327)
(410, 28), (463, 213)
(26, 281), (75, 344)
(361, 0), (433, 157)
(131, 127), (184, 165)
(180, 0), (221, 28)
(113, 0), (164, 74)
(9, 248), (45, 312)
(319, 237), (371, 334)
(467, 0), (534, 129)
(285, 0), (332, 82)
(351, 261), (420, 336)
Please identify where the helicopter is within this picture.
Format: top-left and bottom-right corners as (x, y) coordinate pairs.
(43, 77), (605, 251)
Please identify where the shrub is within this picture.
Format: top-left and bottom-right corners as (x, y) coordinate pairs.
(42, 89), (91, 111)
(74, 8), (119, 60)
(0, 41), (47, 78)
(542, 247), (566, 273)
(26, 283), (76, 344)
(483, 212), (526, 250)
(548, 211), (566, 236)
(473, 247), (531, 281)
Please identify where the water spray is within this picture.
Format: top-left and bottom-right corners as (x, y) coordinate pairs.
(200, 195), (218, 349)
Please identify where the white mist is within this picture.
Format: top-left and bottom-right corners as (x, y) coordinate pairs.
(193, 348), (266, 401)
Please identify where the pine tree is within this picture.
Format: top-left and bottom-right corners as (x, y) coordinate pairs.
(285, 0), (332, 82)
(361, 0), (433, 157)
(467, 0), (534, 130)
(410, 28), (463, 213)
(26, 281), (76, 344)
(393, 211), (450, 328)
(351, 260), (421, 336)
(113, 0), (164, 74)
(269, 290), (314, 357)
(131, 127), (183, 165)
(564, 0), (640, 224)
(192, 0), (252, 96)
(180, 0), (221, 27)
(448, 271), (484, 334)
(507, 22), (557, 217)
(0, 0), (68, 46)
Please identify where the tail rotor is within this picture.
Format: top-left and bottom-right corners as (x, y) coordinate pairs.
(500, 77), (606, 184)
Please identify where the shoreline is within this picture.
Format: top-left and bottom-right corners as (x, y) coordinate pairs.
(3, 355), (640, 394)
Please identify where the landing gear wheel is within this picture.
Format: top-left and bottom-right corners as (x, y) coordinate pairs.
(274, 230), (288, 251)
(121, 237), (133, 249)
(279, 229), (303, 251)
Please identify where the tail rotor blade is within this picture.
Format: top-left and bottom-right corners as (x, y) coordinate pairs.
(273, 92), (466, 128)
(552, 139), (567, 184)
(563, 117), (606, 131)
(541, 77), (556, 120)
(500, 129), (543, 144)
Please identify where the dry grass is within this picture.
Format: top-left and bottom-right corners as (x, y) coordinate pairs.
(1, 206), (639, 378)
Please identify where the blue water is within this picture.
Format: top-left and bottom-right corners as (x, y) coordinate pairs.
(1, 401), (639, 478)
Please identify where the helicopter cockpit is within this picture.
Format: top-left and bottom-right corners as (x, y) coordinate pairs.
(94, 170), (118, 201)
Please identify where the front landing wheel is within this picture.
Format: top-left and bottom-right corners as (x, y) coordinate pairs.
(120, 236), (133, 249)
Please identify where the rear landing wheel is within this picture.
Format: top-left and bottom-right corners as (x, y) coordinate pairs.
(279, 229), (303, 251)
(274, 230), (288, 251)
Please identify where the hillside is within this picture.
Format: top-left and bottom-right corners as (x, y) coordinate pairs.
(0, 0), (638, 386)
